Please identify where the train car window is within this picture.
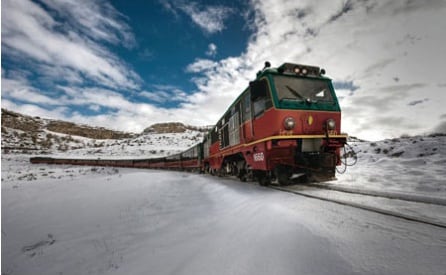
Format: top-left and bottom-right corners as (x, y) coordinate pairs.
(228, 112), (240, 146)
(250, 79), (272, 117)
(225, 111), (231, 122)
(250, 80), (267, 100)
(253, 99), (265, 117)
(236, 101), (242, 118)
(219, 124), (230, 149)
(203, 138), (211, 158)
(211, 126), (219, 144)
(242, 92), (251, 122)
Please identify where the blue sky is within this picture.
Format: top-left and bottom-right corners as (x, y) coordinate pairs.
(2, 0), (446, 140)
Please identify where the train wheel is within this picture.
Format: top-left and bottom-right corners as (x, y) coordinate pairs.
(259, 175), (271, 186)
(275, 165), (292, 186)
(238, 169), (247, 182)
(256, 171), (270, 186)
(245, 169), (254, 182)
(217, 168), (225, 177)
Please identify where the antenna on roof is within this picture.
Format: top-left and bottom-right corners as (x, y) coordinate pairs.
(257, 61), (272, 77)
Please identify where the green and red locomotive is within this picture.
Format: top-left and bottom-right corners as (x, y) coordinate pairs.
(203, 62), (347, 184)
(31, 62), (348, 185)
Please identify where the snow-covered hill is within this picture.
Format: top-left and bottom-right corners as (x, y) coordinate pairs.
(1, 108), (206, 158)
(1, 109), (207, 182)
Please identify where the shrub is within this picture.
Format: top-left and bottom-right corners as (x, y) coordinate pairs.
(391, 151), (404, 157)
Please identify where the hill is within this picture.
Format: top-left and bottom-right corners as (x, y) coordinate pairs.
(143, 122), (211, 134)
(1, 108), (206, 157)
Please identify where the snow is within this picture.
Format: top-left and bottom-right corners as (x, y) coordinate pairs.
(47, 130), (203, 159)
(334, 135), (446, 196)
(277, 184), (446, 227)
(2, 135), (446, 274)
(1, 125), (203, 159)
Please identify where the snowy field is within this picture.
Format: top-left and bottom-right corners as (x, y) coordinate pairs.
(335, 135), (446, 198)
(2, 135), (446, 274)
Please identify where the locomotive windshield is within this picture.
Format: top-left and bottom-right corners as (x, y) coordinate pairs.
(273, 75), (334, 104)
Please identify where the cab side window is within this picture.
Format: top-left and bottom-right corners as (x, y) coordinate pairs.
(250, 79), (272, 117)
(242, 92), (251, 122)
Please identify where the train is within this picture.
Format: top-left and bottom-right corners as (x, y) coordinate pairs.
(31, 61), (349, 185)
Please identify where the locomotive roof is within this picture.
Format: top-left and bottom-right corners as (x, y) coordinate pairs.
(255, 62), (328, 80)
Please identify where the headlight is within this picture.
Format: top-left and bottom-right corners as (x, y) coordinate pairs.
(326, 119), (336, 130)
(284, 117), (296, 130)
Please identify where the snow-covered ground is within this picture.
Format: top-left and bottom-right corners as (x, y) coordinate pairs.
(335, 135), (446, 197)
(2, 135), (446, 274)
(2, 168), (446, 275)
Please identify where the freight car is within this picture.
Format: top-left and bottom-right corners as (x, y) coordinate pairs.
(30, 62), (350, 185)
(30, 142), (204, 172)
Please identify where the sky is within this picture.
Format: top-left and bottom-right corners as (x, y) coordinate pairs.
(2, 0), (446, 141)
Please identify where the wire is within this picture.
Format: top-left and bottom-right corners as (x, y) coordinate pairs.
(336, 143), (358, 174)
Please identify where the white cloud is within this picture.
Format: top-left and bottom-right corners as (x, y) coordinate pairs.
(140, 91), (171, 103)
(39, 0), (136, 48)
(1, 75), (60, 105)
(89, 105), (101, 112)
(186, 59), (219, 73)
(1, 99), (69, 120)
(140, 85), (187, 103)
(3, 0), (446, 140)
(2, 0), (140, 90)
(166, 1), (233, 34)
(206, 43), (218, 57)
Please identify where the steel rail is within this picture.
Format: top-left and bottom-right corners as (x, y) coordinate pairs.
(301, 182), (446, 206)
(270, 185), (446, 229)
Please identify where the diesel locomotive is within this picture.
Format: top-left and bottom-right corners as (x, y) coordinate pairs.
(31, 62), (349, 185)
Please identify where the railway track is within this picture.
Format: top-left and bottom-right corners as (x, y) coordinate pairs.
(299, 182), (446, 206)
(270, 183), (446, 229)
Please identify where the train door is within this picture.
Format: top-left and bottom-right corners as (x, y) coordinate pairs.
(242, 92), (254, 142)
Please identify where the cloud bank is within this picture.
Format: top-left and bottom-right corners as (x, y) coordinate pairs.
(180, 0), (446, 140)
(2, 0), (140, 90)
(2, 0), (446, 140)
